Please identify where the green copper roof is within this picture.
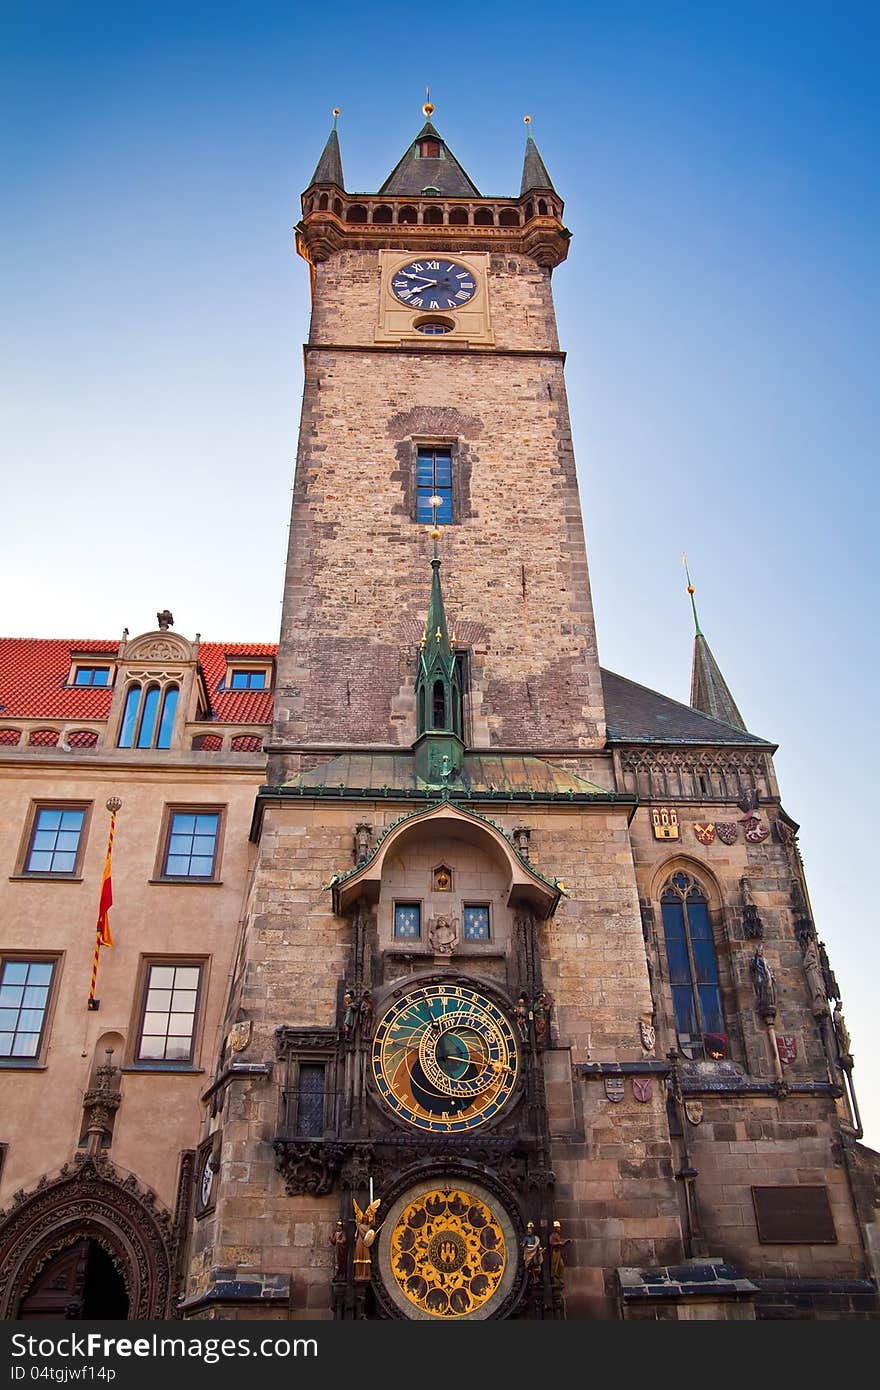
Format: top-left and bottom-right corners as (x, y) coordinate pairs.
(378, 120), (481, 197)
(282, 751), (611, 797)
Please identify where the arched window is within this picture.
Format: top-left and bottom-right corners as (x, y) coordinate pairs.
(660, 870), (727, 1060)
(474, 207), (494, 226)
(432, 680), (446, 729)
(118, 682), (179, 749)
(398, 206), (418, 225)
(449, 207), (469, 226)
(136, 686), (161, 748)
(346, 204), (368, 224)
(372, 205), (393, 224)
(118, 685), (141, 748)
(156, 686), (178, 748)
(498, 208), (519, 226)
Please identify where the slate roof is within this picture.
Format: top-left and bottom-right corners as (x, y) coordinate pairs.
(284, 751), (611, 796)
(601, 668), (773, 747)
(308, 127), (344, 189)
(378, 121), (481, 198)
(520, 134), (556, 195)
(690, 632), (746, 731)
(0, 638), (275, 726)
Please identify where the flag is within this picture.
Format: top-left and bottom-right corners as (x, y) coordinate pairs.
(96, 811), (116, 947)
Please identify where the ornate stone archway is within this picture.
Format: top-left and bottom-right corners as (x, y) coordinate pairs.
(0, 1157), (177, 1319)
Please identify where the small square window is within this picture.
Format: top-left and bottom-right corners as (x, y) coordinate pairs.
(162, 810), (221, 879)
(0, 958), (56, 1059)
(463, 905), (490, 941)
(394, 903), (421, 939)
(136, 961), (203, 1064)
(73, 667), (111, 687)
(228, 670), (267, 690)
(25, 806), (86, 875)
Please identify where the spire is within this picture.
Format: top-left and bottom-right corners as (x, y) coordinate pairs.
(415, 503), (463, 746)
(520, 116), (556, 195)
(684, 556), (747, 732)
(378, 98), (480, 197)
(308, 108), (344, 189)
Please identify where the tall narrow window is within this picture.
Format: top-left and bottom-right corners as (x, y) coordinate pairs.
(136, 686), (161, 748)
(156, 686), (178, 749)
(660, 871), (727, 1060)
(294, 1064), (326, 1136)
(417, 447), (453, 523)
(136, 962), (202, 1063)
(118, 685), (141, 747)
(432, 680), (446, 729)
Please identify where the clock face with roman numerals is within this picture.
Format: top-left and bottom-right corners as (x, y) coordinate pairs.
(391, 259), (477, 311)
(371, 983), (519, 1133)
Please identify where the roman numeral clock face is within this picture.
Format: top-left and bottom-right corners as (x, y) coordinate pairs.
(371, 984), (519, 1132)
(391, 259), (477, 311)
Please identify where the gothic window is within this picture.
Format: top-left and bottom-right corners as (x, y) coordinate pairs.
(118, 683), (179, 749)
(394, 903), (421, 939)
(660, 870), (727, 1060)
(294, 1064), (326, 1136)
(417, 447), (453, 523)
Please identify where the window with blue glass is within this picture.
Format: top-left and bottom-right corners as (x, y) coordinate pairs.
(26, 806), (86, 875)
(416, 447), (453, 524)
(228, 670), (267, 690)
(163, 810), (221, 879)
(394, 903), (421, 939)
(660, 870), (728, 1060)
(463, 905), (490, 941)
(294, 1064), (326, 1136)
(0, 959), (56, 1058)
(73, 666), (111, 686)
(118, 683), (179, 749)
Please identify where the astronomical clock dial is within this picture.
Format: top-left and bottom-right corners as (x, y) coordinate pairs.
(390, 259), (477, 310)
(198, 1151), (215, 1212)
(371, 984), (519, 1132)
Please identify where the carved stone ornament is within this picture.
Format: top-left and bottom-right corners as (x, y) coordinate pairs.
(125, 633), (191, 662)
(428, 914), (459, 955)
(604, 1077), (625, 1103)
(272, 1140), (346, 1197)
(0, 1157), (175, 1318)
(229, 1020), (252, 1054)
(639, 1019), (656, 1055)
(693, 823), (716, 845)
(715, 822), (738, 845)
(684, 1101), (704, 1126)
(632, 1079), (652, 1104)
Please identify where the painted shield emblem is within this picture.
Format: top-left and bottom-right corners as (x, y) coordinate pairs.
(632, 1079), (652, 1104)
(229, 1020), (252, 1053)
(741, 815), (770, 844)
(605, 1076), (625, 1103)
(776, 1034), (798, 1065)
(693, 823), (716, 845)
(684, 1100), (704, 1125)
(651, 806), (680, 840)
(715, 822), (738, 845)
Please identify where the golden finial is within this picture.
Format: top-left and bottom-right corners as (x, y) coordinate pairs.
(524, 114), (532, 126)
(682, 551), (695, 596)
(423, 86), (434, 118)
(434, 626), (442, 642)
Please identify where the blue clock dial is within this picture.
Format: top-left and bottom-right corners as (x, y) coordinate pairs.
(391, 259), (477, 311)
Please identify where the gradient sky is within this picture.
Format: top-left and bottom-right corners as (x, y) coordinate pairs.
(2, 2), (878, 1144)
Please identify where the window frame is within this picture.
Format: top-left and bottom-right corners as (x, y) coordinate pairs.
(15, 801), (92, 880)
(402, 437), (471, 528)
(0, 952), (62, 1067)
(222, 660), (274, 693)
(416, 444), (454, 526)
(659, 869), (728, 1061)
(393, 901), (422, 941)
(129, 955), (208, 1070)
(462, 903), (492, 942)
(154, 805), (226, 884)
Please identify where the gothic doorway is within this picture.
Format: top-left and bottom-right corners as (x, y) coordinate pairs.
(18, 1238), (129, 1320)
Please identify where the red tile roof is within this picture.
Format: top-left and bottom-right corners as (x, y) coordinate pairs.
(0, 638), (276, 726)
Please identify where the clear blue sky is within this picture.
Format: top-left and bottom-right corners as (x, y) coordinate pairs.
(2, 2), (878, 1144)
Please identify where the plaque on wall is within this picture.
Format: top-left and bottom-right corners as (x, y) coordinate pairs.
(751, 1186), (837, 1244)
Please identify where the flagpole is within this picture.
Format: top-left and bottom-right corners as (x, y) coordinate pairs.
(89, 797), (121, 1011)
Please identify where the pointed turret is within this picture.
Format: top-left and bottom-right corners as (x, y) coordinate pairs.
(378, 101), (480, 198)
(684, 559), (747, 732)
(520, 117), (556, 195)
(413, 519), (465, 786)
(308, 109), (345, 189)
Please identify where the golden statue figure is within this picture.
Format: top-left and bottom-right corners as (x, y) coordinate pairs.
(352, 1197), (381, 1281)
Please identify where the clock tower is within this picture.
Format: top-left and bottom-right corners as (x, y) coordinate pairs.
(183, 107), (877, 1323)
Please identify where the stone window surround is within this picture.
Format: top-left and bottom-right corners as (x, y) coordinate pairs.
(151, 803), (227, 884)
(399, 434), (471, 527)
(0, 950), (64, 1068)
(12, 799), (94, 881)
(126, 953), (209, 1071)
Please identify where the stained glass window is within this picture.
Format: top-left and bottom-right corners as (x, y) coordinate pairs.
(661, 871), (727, 1060)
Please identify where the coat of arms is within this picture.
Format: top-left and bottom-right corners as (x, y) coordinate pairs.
(741, 815), (770, 844)
(715, 822), (738, 845)
(693, 823), (716, 845)
(639, 1020), (656, 1054)
(229, 1020), (252, 1053)
(632, 1078), (652, 1104)
(651, 807), (680, 841)
(604, 1076), (625, 1103)
(776, 1034), (798, 1065)
(684, 1100), (704, 1125)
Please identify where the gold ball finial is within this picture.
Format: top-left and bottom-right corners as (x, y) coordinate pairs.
(687, 585), (695, 596)
(423, 101), (434, 117)
(332, 107), (340, 117)
(524, 114), (531, 125)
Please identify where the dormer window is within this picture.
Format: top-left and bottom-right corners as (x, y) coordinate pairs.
(73, 666), (112, 687)
(223, 660), (273, 692)
(229, 670), (266, 690)
(418, 139), (441, 158)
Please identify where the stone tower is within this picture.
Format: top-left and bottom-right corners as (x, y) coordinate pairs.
(183, 109), (879, 1322)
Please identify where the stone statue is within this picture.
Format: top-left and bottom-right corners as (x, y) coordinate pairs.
(819, 941), (841, 1002)
(353, 823), (372, 865)
(522, 1222), (543, 1282)
(358, 990), (374, 1040)
(800, 935), (830, 1017)
(532, 992), (549, 1046)
(833, 1001), (852, 1059)
(330, 1219), (348, 1279)
(515, 993), (529, 1041)
(428, 914), (458, 955)
(156, 609), (174, 630)
(750, 946), (776, 1013)
(352, 1198), (380, 1281)
(740, 875), (763, 940)
(342, 990), (357, 1041)
(549, 1220), (570, 1284)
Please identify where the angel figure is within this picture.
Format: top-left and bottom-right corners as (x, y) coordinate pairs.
(352, 1197), (381, 1281)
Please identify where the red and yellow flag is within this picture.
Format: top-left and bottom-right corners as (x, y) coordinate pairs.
(95, 809), (117, 947)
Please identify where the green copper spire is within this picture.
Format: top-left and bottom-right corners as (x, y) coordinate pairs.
(413, 505), (465, 785)
(684, 556), (747, 732)
(308, 108), (345, 189)
(520, 115), (557, 195)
